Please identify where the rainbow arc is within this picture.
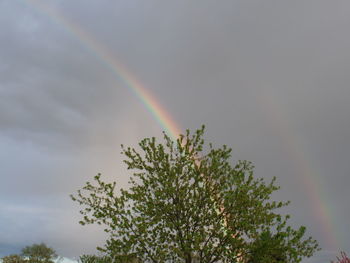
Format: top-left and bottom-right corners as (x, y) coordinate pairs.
(25, 0), (341, 251)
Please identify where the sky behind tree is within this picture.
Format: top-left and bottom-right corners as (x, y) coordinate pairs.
(1, 1), (349, 262)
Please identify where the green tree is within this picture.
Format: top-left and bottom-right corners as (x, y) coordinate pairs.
(79, 254), (139, 263)
(79, 255), (110, 263)
(21, 243), (57, 263)
(2, 254), (26, 263)
(247, 230), (287, 262)
(71, 126), (319, 263)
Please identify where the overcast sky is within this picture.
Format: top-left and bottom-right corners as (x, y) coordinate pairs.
(1, 0), (349, 262)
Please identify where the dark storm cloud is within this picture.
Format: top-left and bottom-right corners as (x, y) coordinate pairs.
(1, 0), (349, 261)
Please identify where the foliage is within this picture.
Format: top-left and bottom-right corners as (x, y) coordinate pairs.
(79, 255), (110, 263)
(1, 243), (57, 263)
(21, 243), (57, 263)
(331, 252), (350, 263)
(79, 254), (139, 263)
(246, 230), (287, 263)
(1, 254), (27, 263)
(71, 126), (319, 263)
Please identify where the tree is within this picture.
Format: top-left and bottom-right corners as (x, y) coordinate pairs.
(2, 254), (26, 263)
(21, 243), (57, 263)
(71, 126), (319, 263)
(79, 255), (111, 263)
(79, 254), (139, 263)
(246, 230), (286, 263)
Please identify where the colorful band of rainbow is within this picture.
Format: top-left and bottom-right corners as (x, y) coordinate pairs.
(25, 0), (182, 142)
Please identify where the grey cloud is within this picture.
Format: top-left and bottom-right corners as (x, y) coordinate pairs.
(0, 1), (134, 149)
(1, 0), (349, 260)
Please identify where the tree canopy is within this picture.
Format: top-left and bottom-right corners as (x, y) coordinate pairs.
(1, 243), (57, 263)
(21, 243), (57, 263)
(2, 254), (27, 263)
(71, 126), (319, 263)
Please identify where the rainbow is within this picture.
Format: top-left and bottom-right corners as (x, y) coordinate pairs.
(257, 91), (340, 250)
(24, 0), (181, 141)
(23, 0), (342, 252)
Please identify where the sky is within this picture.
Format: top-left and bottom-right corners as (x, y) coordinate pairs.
(0, 0), (349, 262)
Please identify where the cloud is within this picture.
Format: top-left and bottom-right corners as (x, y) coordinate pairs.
(1, 0), (350, 259)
